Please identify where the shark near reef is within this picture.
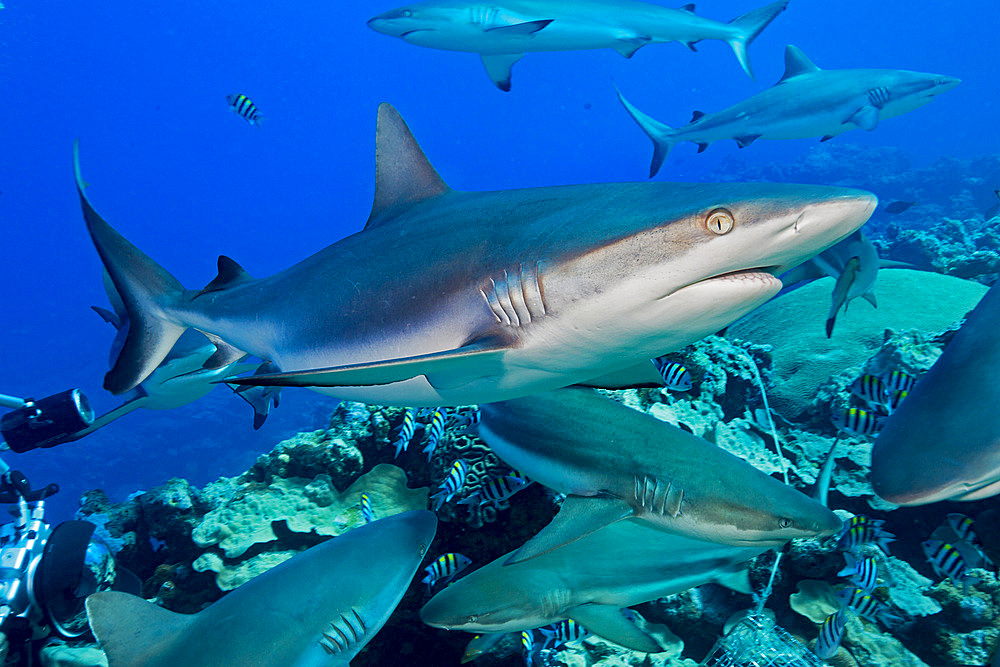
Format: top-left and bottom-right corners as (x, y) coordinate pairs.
(76, 103), (876, 408)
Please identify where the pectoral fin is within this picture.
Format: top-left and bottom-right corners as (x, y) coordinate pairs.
(505, 495), (634, 565)
(221, 340), (509, 389)
(847, 105), (880, 131)
(486, 19), (553, 35)
(565, 604), (663, 653)
(712, 567), (753, 594)
(480, 53), (524, 92)
(612, 36), (651, 58)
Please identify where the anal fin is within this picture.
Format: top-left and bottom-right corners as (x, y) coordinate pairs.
(505, 495), (633, 565)
(221, 340), (509, 389)
(565, 604), (663, 653)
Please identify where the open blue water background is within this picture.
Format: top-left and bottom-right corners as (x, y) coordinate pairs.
(0, 0), (996, 522)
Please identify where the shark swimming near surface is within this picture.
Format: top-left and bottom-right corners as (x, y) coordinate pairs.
(871, 282), (1000, 506)
(476, 387), (840, 562)
(618, 45), (960, 176)
(76, 104), (876, 408)
(420, 519), (767, 652)
(86, 510), (437, 666)
(367, 0), (789, 90)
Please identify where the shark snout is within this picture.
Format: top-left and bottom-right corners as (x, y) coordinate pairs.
(929, 75), (961, 95)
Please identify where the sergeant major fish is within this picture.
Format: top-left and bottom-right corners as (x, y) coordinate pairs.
(431, 459), (469, 510)
(651, 357), (693, 391)
(922, 540), (979, 592)
(458, 474), (530, 507)
(360, 492), (375, 524)
(837, 553), (879, 593)
(422, 552), (472, 593)
(393, 409), (417, 458)
(851, 374), (890, 410)
(540, 619), (589, 650)
(226, 94), (263, 126)
(831, 407), (884, 437)
(836, 587), (902, 627)
(814, 609), (847, 660)
(423, 408), (449, 461)
(837, 515), (894, 554)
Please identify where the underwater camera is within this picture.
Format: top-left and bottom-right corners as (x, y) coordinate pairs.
(0, 390), (95, 453)
(0, 467), (138, 649)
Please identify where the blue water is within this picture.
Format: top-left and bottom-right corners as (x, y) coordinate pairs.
(0, 0), (996, 522)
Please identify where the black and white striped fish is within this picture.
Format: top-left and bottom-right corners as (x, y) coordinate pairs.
(947, 513), (979, 544)
(836, 587), (902, 626)
(422, 408), (448, 461)
(837, 515), (895, 554)
(431, 459), (468, 510)
(881, 370), (917, 393)
(887, 390), (908, 414)
(814, 609), (847, 659)
(447, 407), (482, 430)
(521, 630), (535, 667)
(837, 553), (879, 593)
(831, 407), (885, 437)
(923, 540), (979, 590)
(421, 552), (472, 592)
(360, 492), (374, 524)
(651, 357), (693, 391)
(850, 374), (890, 409)
(539, 619), (589, 650)
(393, 409), (416, 458)
(226, 93), (263, 126)
(458, 475), (530, 507)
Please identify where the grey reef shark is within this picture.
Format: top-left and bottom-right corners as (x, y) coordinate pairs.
(477, 387), (840, 562)
(872, 281), (1000, 506)
(618, 44), (961, 176)
(76, 104), (876, 409)
(367, 0), (789, 90)
(420, 519), (767, 653)
(86, 510), (437, 666)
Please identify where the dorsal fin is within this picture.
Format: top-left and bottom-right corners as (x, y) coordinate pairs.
(778, 45), (821, 83)
(199, 255), (253, 295)
(690, 110), (706, 123)
(680, 3), (695, 11)
(366, 103), (450, 228)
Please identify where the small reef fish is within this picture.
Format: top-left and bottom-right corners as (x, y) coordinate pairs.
(461, 633), (505, 664)
(447, 407), (482, 430)
(887, 390), (908, 414)
(837, 515), (895, 554)
(850, 375), (890, 410)
(651, 357), (693, 391)
(226, 93), (263, 126)
(458, 474), (530, 507)
(422, 552), (472, 593)
(881, 370), (917, 394)
(947, 513), (987, 551)
(521, 630), (535, 666)
(814, 608), (848, 659)
(360, 492), (374, 524)
(884, 201), (915, 214)
(837, 553), (879, 593)
(922, 540), (979, 591)
(431, 459), (468, 510)
(540, 619), (589, 650)
(985, 190), (999, 220)
(836, 587), (902, 627)
(831, 407), (885, 437)
(422, 408), (449, 461)
(393, 408), (416, 458)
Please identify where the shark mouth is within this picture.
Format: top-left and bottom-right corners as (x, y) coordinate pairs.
(401, 29), (434, 37)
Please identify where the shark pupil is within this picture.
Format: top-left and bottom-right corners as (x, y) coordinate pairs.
(706, 209), (735, 235)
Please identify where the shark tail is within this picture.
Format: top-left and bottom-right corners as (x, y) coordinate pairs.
(75, 141), (190, 395)
(727, 0), (789, 79)
(616, 89), (677, 178)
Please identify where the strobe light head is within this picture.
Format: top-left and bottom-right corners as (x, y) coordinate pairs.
(1, 389), (94, 453)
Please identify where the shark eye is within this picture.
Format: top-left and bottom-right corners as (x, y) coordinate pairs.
(401, 9), (412, 17)
(706, 208), (735, 235)
(779, 518), (793, 529)
(466, 614), (478, 623)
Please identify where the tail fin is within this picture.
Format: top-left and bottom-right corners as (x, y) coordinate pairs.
(75, 141), (188, 394)
(616, 89), (677, 178)
(727, 0), (789, 79)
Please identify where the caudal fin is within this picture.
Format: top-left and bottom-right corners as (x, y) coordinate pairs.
(75, 141), (188, 394)
(616, 89), (677, 178)
(727, 0), (789, 79)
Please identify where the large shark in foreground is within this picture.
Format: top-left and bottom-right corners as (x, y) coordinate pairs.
(477, 387), (840, 562)
(77, 104), (876, 408)
(368, 0), (788, 90)
(871, 283), (1000, 505)
(420, 519), (766, 652)
(619, 45), (960, 176)
(87, 510), (437, 666)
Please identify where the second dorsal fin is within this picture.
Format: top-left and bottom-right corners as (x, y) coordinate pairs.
(366, 103), (451, 228)
(198, 255), (253, 295)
